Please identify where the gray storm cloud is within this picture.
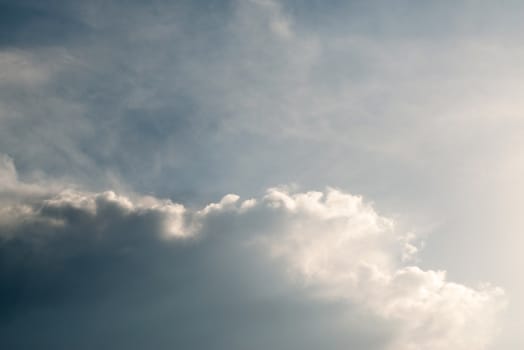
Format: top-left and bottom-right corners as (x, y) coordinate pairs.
(0, 156), (505, 350)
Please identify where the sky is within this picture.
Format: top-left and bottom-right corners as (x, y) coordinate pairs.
(0, 0), (523, 349)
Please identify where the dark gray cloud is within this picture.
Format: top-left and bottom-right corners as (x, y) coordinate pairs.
(0, 187), (391, 350)
(0, 160), (504, 349)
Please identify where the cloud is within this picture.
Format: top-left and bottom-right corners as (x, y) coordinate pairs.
(2, 0), (524, 206)
(0, 0), (519, 347)
(236, 188), (505, 350)
(0, 159), (505, 349)
(0, 51), (52, 87)
(0, 1), (90, 48)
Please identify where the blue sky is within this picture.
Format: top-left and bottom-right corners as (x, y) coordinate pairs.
(1, 1), (523, 349)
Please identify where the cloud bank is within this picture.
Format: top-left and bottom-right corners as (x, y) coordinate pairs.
(0, 156), (504, 349)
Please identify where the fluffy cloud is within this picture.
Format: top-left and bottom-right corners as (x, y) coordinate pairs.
(0, 158), (505, 349)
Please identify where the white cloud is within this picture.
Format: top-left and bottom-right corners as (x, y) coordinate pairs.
(251, 188), (505, 350)
(0, 161), (505, 349)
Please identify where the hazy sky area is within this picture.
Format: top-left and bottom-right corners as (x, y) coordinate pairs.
(1, 0), (523, 349)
